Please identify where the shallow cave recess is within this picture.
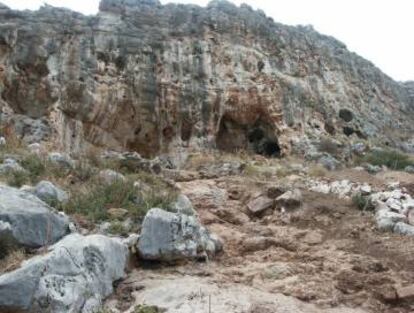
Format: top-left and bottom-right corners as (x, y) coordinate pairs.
(216, 116), (281, 157)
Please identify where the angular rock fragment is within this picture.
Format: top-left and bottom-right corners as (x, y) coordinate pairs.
(137, 208), (221, 261)
(0, 234), (128, 313)
(247, 195), (274, 216)
(0, 185), (69, 248)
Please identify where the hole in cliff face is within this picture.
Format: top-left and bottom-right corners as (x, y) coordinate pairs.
(339, 109), (354, 122)
(181, 119), (192, 142)
(217, 116), (281, 157)
(261, 140), (281, 157)
(343, 126), (355, 136)
(324, 122), (336, 135)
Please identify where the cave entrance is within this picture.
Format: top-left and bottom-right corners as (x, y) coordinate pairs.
(216, 116), (281, 157)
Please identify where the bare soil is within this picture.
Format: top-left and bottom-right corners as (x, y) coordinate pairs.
(112, 168), (414, 313)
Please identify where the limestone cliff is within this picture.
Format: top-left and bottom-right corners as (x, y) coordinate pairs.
(0, 0), (413, 157)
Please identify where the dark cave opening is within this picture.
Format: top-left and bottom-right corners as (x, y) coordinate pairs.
(339, 109), (354, 122)
(261, 140), (281, 157)
(343, 126), (355, 136)
(217, 116), (281, 157)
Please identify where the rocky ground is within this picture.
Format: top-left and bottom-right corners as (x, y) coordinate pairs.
(106, 167), (414, 313)
(0, 135), (414, 313)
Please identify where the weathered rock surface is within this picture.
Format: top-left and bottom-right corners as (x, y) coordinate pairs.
(137, 208), (221, 261)
(0, 158), (26, 174)
(275, 189), (302, 209)
(0, 233), (128, 313)
(98, 169), (126, 185)
(170, 194), (196, 216)
(0, 185), (69, 248)
(32, 180), (69, 205)
(113, 274), (368, 313)
(0, 0), (412, 157)
(48, 152), (74, 169)
(247, 195), (274, 216)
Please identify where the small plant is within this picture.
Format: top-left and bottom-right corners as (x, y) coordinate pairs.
(134, 305), (163, 313)
(20, 154), (46, 183)
(308, 164), (328, 177)
(358, 149), (414, 170)
(352, 193), (374, 211)
(5, 170), (30, 187)
(108, 220), (128, 236)
(63, 176), (176, 223)
(63, 180), (139, 222)
(0, 248), (26, 274)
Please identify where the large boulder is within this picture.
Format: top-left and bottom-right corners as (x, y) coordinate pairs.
(32, 180), (69, 205)
(137, 208), (221, 261)
(0, 234), (128, 313)
(0, 185), (69, 248)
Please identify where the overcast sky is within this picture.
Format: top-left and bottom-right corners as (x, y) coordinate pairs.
(2, 0), (413, 81)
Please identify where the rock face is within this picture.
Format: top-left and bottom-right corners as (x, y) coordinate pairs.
(137, 208), (221, 261)
(0, 185), (69, 248)
(0, 233), (128, 313)
(0, 0), (413, 157)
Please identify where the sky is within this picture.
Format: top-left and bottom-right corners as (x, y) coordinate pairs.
(1, 0), (413, 81)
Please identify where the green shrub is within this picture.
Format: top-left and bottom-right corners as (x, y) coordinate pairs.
(359, 149), (414, 170)
(63, 180), (140, 222)
(352, 193), (374, 211)
(5, 170), (30, 187)
(63, 178), (176, 223)
(108, 220), (128, 236)
(20, 154), (46, 183)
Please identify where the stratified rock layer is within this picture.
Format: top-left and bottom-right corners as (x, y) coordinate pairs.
(0, 0), (413, 157)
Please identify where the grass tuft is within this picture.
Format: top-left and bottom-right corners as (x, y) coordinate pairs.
(358, 149), (414, 170)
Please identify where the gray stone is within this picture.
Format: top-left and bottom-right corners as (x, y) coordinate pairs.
(98, 169), (126, 185)
(198, 161), (245, 179)
(0, 136), (5, 146)
(247, 195), (274, 216)
(32, 180), (69, 205)
(0, 158), (26, 174)
(405, 166), (414, 173)
(138, 208), (221, 261)
(276, 189), (303, 209)
(27, 143), (42, 154)
(0, 234), (128, 313)
(11, 114), (52, 144)
(394, 222), (414, 236)
(48, 152), (74, 169)
(376, 209), (406, 232)
(351, 143), (366, 155)
(359, 184), (372, 195)
(365, 164), (382, 174)
(317, 154), (341, 171)
(171, 194), (196, 216)
(0, 185), (69, 248)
